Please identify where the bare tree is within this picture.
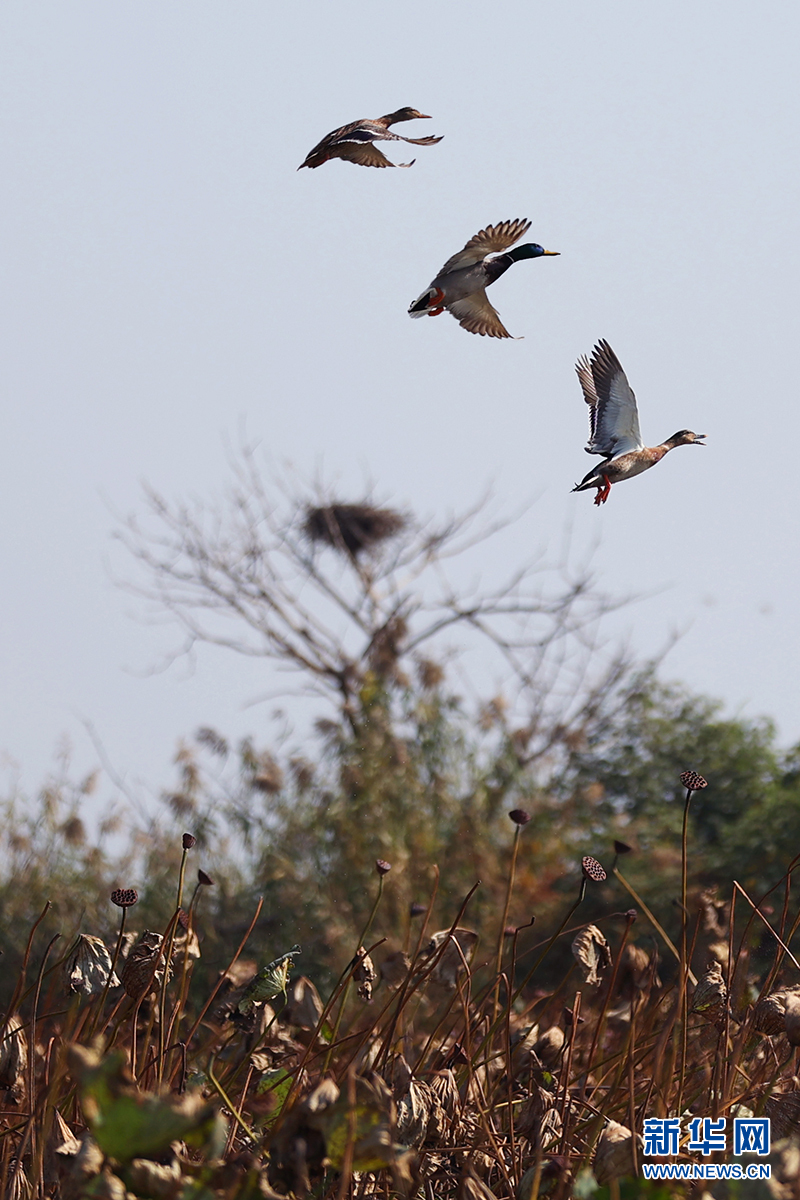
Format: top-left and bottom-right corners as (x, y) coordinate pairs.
(116, 449), (630, 756)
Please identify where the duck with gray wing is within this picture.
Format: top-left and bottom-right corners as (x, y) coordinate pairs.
(572, 340), (705, 505)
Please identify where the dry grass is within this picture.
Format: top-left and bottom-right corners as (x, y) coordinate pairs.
(4, 786), (800, 1199)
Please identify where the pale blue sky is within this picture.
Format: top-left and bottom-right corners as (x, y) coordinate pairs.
(1, 2), (798, 808)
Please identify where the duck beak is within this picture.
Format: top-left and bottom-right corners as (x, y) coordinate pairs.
(543, 250), (560, 256)
(417, 113), (432, 119)
(694, 435), (707, 443)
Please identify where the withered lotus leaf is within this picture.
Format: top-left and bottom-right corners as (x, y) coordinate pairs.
(120, 931), (171, 1000)
(458, 1164), (497, 1200)
(285, 974), (324, 1028)
(691, 960), (728, 1030)
(419, 928), (478, 989)
(352, 947), (377, 1004)
(785, 993), (800, 1047)
(572, 925), (612, 987)
(65, 934), (120, 996)
(396, 1079), (438, 1147)
(0, 1013), (27, 1103)
(593, 1120), (642, 1184)
(533, 1026), (564, 1068)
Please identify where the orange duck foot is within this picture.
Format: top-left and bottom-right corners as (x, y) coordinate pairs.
(593, 476), (611, 505)
(427, 287), (445, 316)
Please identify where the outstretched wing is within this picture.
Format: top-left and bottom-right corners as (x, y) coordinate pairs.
(334, 141), (408, 168)
(447, 292), (513, 338)
(577, 340), (643, 456)
(575, 354), (601, 449)
(299, 119), (388, 168)
(393, 133), (444, 147)
(436, 218), (532, 277)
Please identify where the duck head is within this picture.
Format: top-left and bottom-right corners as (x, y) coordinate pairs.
(667, 430), (706, 447)
(384, 107), (432, 123)
(507, 243), (560, 261)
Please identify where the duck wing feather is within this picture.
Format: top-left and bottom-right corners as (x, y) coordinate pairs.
(299, 119), (393, 166)
(447, 292), (513, 338)
(577, 339), (643, 456)
(335, 142), (410, 168)
(435, 218), (532, 278)
(393, 133), (444, 146)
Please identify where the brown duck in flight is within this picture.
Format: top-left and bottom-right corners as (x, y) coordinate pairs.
(573, 340), (706, 505)
(298, 107), (443, 170)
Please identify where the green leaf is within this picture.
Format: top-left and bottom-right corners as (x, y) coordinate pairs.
(257, 1067), (293, 1129)
(68, 1043), (226, 1163)
(238, 946), (302, 1013)
(316, 1074), (397, 1174)
(324, 1099), (394, 1173)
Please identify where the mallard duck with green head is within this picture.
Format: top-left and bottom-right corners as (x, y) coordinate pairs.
(573, 340), (706, 504)
(298, 107), (442, 170)
(408, 219), (559, 338)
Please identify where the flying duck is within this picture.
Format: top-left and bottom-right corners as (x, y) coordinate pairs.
(298, 107), (442, 170)
(573, 340), (705, 504)
(408, 219), (559, 338)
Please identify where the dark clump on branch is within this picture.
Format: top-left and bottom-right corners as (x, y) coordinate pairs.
(303, 503), (406, 557)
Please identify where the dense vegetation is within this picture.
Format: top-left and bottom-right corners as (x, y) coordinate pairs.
(3, 472), (800, 1197)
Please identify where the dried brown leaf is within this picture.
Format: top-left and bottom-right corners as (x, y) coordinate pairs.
(691, 960), (728, 1028)
(64, 935), (120, 996)
(508, 1022), (541, 1077)
(5, 1162), (31, 1200)
(517, 1159), (571, 1199)
(572, 925), (612, 986)
(222, 958), (258, 990)
(420, 928), (478, 989)
(699, 887), (727, 937)
(516, 1086), (562, 1147)
(618, 942), (659, 997)
(785, 993), (800, 1047)
(429, 1069), (460, 1121)
(396, 1079), (433, 1147)
(51, 1110), (82, 1159)
(67, 1134), (105, 1185)
(707, 940), (731, 964)
(128, 1156), (183, 1198)
(120, 931), (170, 999)
(172, 924), (200, 961)
(381, 950), (411, 990)
(594, 1120), (642, 1184)
(353, 947), (377, 1003)
(533, 1025), (564, 1068)
(388, 1054), (413, 1098)
(756, 987), (800, 1036)
(458, 1164), (497, 1200)
(0, 1013), (27, 1103)
(285, 975), (324, 1029)
(766, 1092), (800, 1140)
